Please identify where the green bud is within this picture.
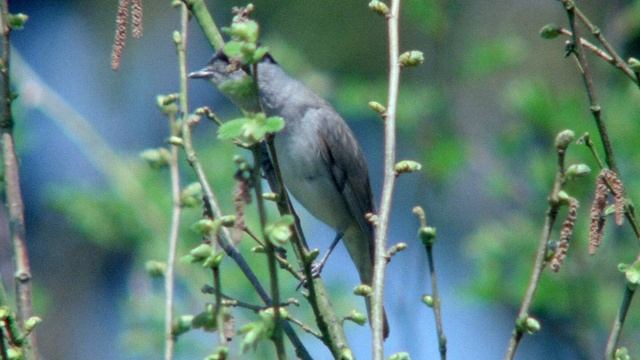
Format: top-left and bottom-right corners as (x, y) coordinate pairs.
(524, 317), (541, 334)
(353, 284), (372, 297)
(9, 13), (28, 30)
(565, 163), (591, 179)
(615, 347), (630, 360)
(251, 245), (265, 253)
(180, 182), (202, 208)
(368, 101), (386, 115)
(345, 309), (367, 326)
(265, 215), (294, 245)
(190, 243), (214, 260)
(399, 50), (425, 67)
(7, 348), (22, 360)
(191, 218), (221, 236)
(172, 31), (182, 45)
(262, 192), (280, 201)
(205, 346), (230, 360)
(556, 190), (570, 204)
(0, 306), (9, 320)
(168, 136), (184, 146)
(419, 226), (437, 246)
(202, 252), (225, 269)
(555, 129), (575, 151)
(305, 248), (320, 263)
(24, 316), (42, 334)
(145, 260), (167, 278)
(220, 215), (236, 227)
(394, 160), (422, 175)
(173, 315), (194, 336)
(140, 148), (171, 169)
(340, 350), (355, 360)
(368, 0), (389, 16)
(628, 57), (640, 73)
(539, 24), (561, 39)
(389, 352), (412, 360)
(422, 294), (434, 307)
(619, 259), (640, 286)
(388, 242), (408, 257)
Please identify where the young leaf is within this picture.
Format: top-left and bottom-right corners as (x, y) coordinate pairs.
(218, 118), (248, 140)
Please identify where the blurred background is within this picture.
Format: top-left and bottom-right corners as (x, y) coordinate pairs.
(2, 0), (640, 359)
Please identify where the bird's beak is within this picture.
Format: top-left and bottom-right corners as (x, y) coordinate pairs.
(188, 66), (214, 79)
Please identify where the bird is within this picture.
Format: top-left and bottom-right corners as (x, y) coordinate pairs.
(189, 52), (389, 338)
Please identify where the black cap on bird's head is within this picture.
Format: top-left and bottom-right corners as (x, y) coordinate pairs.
(188, 50), (277, 84)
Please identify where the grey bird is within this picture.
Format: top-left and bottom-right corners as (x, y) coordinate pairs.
(190, 52), (389, 338)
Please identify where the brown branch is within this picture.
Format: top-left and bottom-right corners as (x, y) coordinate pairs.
(504, 133), (568, 359)
(0, 3), (36, 359)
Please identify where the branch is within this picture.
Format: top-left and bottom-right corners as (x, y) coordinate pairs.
(571, 3), (638, 85)
(163, 7), (189, 360)
(175, 5), (310, 358)
(182, 0), (352, 356)
(263, 139), (352, 358)
(0, 3), (36, 359)
(604, 284), (635, 358)
(181, 0), (224, 51)
(413, 207), (446, 359)
(250, 146), (286, 360)
(504, 132), (569, 360)
(372, 0), (402, 358)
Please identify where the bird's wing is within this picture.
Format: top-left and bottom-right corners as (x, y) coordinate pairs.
(312, 107), (375, 250)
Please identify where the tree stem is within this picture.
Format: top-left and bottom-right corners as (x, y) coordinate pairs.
(0, 2), (37, 359)
(372, 0), (402, 358)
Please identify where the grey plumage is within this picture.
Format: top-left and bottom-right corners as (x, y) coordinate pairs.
(190, 53), (389, 338)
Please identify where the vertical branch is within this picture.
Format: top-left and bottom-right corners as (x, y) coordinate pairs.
(264, 139), (352, 358)
(413, 207), (446, 359)
(251, 146), (286, 360)
(164, 8), (190, 360)
(163, 112), (182, 360)
(557, 3), (640, 354)
(175, 4), (310, 358)
(0, 2), (36, 359)
(372, 0), (401, 358)
(504, 135), (568, 360)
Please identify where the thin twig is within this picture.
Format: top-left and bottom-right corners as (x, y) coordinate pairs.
(571, 3), (638, 85)
(556, 1), (640, 356)
(264, 139), (352, 358)
(286, 316), (323, 340)
(164, 7), (190, 360)
(413, 207), (446, 359)
(558, 28), (615, 64)
(604, 284), (635, 358)
(184, 1), (350, 356)
(0, 3), (36, 359)
(372, 0), (402, 358)
(504, 142), (567, 359)
(251, 146), (286, 360)
(175, 5), (309, 357)
(163, 119), (182, 360)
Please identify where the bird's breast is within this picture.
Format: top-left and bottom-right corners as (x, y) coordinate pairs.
(273, 129), (353, 232)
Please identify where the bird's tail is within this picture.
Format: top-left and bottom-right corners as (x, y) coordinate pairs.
(343, 225), (390, 339)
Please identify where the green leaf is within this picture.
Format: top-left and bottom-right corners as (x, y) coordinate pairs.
(264, 116), (285, 133)
(192, 304), (217, 332)
(217, 118), (248, 140)
(223, 40), (243, 58)
(265, 215), (295, 245)
(253, 46), (269, 62)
